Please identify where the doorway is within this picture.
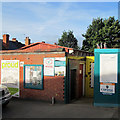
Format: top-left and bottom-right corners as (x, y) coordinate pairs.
(70, 69), (76, 100)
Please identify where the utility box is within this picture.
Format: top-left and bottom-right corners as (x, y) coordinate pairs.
(94, 49), (120, 107)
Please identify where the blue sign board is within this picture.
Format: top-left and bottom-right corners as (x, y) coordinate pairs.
(55, 61), (66, 67)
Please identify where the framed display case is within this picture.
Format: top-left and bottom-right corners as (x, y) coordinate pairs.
(24, 65), (43, 89)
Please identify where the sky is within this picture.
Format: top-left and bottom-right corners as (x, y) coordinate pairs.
(1, 2), (118, 47)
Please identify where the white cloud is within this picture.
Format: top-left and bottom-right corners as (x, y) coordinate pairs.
(2, 2), (118, 47)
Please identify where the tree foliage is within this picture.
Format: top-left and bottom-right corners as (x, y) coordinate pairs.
(82, 16), (120, 52)
(58, 30), (79, 49)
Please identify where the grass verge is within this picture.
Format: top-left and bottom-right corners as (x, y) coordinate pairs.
(8, 87), (19, 95)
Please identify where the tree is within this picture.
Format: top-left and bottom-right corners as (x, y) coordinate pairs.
(81, 16), (120, 52)
(58, 30), (79, 49)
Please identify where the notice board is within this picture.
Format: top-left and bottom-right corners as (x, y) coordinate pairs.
(100, 54), (117, 83)
(24, 65), (43, 89)
(44, 58), (54, 76)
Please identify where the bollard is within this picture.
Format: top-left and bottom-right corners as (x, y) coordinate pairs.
(52, 97), (55, 104)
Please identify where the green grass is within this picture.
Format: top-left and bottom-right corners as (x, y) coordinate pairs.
(8, 87), (19, 95)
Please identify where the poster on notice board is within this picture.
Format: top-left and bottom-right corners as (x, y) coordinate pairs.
(1, 60), (19, 97)
(24, 65), (43, 89)
(100, 54), (117, 83)
(44, 58), (55, 76)
(100, 82), (115, 95)
(55, 57), (66, 76)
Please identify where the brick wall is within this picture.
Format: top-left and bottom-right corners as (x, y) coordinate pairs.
(0, 52), (65, 102)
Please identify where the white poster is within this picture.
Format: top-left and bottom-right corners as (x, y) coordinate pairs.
(55, 57), (66, 76)
(1, 60), (19, 86)
(20, 61), (24, 67)
(1, 60), (19, 96)
(25, 65), (42, 86)
(100, 83), (115, 94)
(44, 58), (54, 76)
(25, 66), (30, 83)
(55, 66), (66, 76)
(55, 57), (66, 61)
(100, 54), (117, 83)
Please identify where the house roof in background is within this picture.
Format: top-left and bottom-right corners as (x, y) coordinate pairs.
(0, 39), (25, 50)
(0, 37), (93, 56)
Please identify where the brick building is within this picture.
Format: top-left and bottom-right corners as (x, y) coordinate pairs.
(0, 36), (93, 103)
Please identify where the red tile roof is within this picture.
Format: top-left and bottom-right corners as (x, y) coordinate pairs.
(0, 42), (73, 53)
(19, 42), (73, 52)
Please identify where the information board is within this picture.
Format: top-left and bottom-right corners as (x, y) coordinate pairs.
(100, 54), (117, 83)
(44, 58), (54, 76)
(24, 65), (43, 89)
(100, 83), (115, 94)
(55, 57), (66, 76)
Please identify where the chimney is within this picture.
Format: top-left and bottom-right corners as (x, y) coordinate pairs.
(96, 43), (100, 49)
(42, 41), (45, 43)
(100, 43), (103, 49)
(25, 37), (31, 46)
(12, 38), (18, 42)
(104, 43), (107, 49)
(3, 34), (9, 49)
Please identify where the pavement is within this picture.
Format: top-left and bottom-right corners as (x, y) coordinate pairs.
(12, 92), (19, 98)
(2, 97), (120, 119)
